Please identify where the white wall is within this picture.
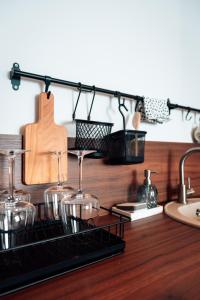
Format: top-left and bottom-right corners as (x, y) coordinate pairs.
(0, 0), (200, 142)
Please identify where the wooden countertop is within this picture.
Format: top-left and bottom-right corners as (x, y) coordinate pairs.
(2, 214), (200, 300)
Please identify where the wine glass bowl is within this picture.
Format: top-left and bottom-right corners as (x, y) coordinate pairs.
(61, 150), (100, 230)
(44, 151), (75, 220)
(0, 189), (31, 203)
(0, 149), (35, 233)
(0, 149), (31, 203)
(0, 200), (36, 232)
(44, 185), (75, 220)
(61, 191), (100, 221)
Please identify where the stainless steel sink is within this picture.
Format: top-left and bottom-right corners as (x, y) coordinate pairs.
(165, 198), (200, 228)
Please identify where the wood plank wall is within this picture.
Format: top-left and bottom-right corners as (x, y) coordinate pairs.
(1, 134), (200, 208)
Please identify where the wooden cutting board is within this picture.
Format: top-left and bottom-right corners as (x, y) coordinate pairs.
(23, 92), (68, 185)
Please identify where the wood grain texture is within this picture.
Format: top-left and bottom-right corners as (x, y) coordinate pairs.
(1, 134), (200, 207)
(23, 93), (67, 184)
(1, 215), (200, 300)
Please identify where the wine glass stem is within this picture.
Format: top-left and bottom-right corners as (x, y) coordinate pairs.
(78, 153), (83, 193)
(57, 152), (62, 186)
(8, 155), (15, 200)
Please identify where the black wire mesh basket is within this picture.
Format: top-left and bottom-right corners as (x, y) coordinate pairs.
(74, 119), (113, 156)
(0, 202), (128, 296)
(71, 85), (113, 158)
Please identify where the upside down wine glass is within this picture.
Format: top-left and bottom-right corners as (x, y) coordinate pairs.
(61, 150), (100, 231)
(0, 149), (35, 233)
(0, 149), (31, 202)
(44, 151), (75, 220)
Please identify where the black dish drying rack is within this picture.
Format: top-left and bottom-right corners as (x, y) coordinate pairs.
(0, 202), (129, 296)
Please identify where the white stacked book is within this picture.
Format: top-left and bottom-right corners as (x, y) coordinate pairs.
(112, 202), (163, 221)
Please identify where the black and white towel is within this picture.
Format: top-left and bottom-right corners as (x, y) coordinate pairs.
(136, 97), (170, 124)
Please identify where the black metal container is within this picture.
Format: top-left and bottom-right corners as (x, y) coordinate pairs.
(105, 129), (146, 164)
(105, 95), (147, 164)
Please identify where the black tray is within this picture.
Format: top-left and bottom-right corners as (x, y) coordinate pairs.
(0, 204), (128, 296)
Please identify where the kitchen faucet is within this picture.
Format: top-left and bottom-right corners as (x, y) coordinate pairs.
(179, 147), (200, 204)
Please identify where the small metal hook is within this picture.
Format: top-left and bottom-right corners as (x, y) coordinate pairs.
(44, 76), (51, 92)
(185, 109), (192, 121)
(72, 82), (82, 120)
(47, 91), (51, 99)
(44, 76), (51, 99)
(87, 85), (96, 121)
(117, 93), (128, 130)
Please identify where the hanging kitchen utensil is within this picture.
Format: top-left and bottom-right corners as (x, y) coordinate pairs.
(132, 100), (142, 129)
(192, 116), (200, 143)
(23, 92), (68, 184)
(105, 94), (146, 164)
(71, 84), (113, 158)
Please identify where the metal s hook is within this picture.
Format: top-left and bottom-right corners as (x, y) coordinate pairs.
(117, 92), (128, 130)
(87, 85), (96, 121)
(47, 91), (51, 99)
(44, 76), (51, 99)
(117, 92), (128, 111)
(72, 82), (82, 120)
(185, 109), (192, 121)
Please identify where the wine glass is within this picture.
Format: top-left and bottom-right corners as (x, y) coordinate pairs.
(0, 149), (31, 202)
(44, 151), (75, 220)
(0, 149), (36, 233)
(61, 150), (100, 232)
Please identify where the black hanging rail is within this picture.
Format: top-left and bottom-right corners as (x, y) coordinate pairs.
(10, 63), (142, 101)
(10, 63), (200, 115)
(167, 102), (200, 114)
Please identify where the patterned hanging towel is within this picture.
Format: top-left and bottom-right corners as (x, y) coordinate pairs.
(136, 97), (170, 124)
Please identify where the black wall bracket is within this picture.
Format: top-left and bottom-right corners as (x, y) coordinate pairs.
(10, 63), (21, 90)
